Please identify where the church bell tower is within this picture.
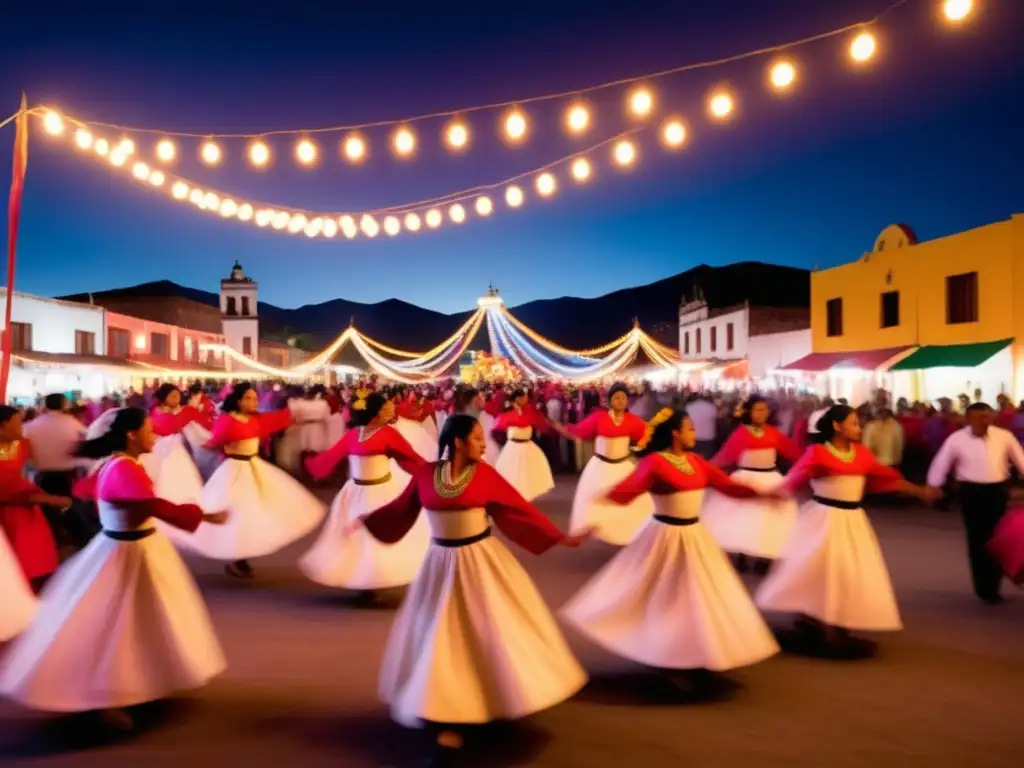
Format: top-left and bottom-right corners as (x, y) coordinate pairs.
(220, 261), (259, 368)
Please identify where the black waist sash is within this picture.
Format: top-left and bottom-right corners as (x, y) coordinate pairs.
(104, 528), (156, 542)
(654, 515), (699, 527)
(353, 473), (391, 486)
(812, 496), (861, 510)
(595, 453), (631, 464)
(226, 454), (255, 462)
(737, 465), (777, 473)
(433, 527), (492, 548)
(509, 437), (531, 443)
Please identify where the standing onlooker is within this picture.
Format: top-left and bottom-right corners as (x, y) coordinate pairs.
(686, 393), (718, 458)
(863, 408), (904, 468)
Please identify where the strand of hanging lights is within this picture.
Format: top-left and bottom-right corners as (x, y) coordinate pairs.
(26, 0), (978, 241)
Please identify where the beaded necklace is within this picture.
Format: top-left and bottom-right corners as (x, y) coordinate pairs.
(433, 461), (477, 498)
(825, 441), (855, 463)
(658, 450), (695, 475)
(744, 424), (765, 438)
(0, 439), (19, 462)
(608, 410), (625, 427)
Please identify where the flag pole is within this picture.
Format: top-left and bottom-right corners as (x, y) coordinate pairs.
(0, 93), (29, 403)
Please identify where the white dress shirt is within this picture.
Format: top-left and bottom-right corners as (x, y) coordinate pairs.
(926, 425), (1024, 486)
(23, 412), (88, 471)
(686, 399), (718, 442)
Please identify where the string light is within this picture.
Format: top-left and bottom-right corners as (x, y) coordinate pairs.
(628, 87), (654, 118)
(571, 157), (592, 182)
(249, 140), (271, 167)
(204, 192), (221, 209)
(43, 110), (65, 136)
(155, 138), (176, 163)
(109, 148), (127, 167)
(475, 196), (493, 216)
(449, 203), (466, 223)
(148, 170), (165, 187)
(445, 120), (469, 150)
(613, 140), (637, 167)
(201, 139), (221, 165)
(172, 181), (189, 199)
(425, 208), (443, 229)
(295, 138), (318, 166)
(343, 134), (367, 163)
(322, 217), (337, 237)
(393, 126), (416, 157)
(340, 215), (358, 238)
(273, 211), (289, 230)
(360, 214), (380, 237)
(850, 31), (877, 63)
(74, 128), (93, 150)
(118, 138), (136, 156)
(221, 199), (238, 218)
(503, 108), (528, 143)
(708, 90), (735, 120)
(505, 185), (524, 208)
(288, 213), (307, 233)
(769, 59), (797, 91)
(404, 212), (422, 231)
(566, 103), (590, 135)
(661, 118), (687, 148)
(238, 202), (254, 221)
(131, 162), (150, 180)
(536, 172), (556, 197)
(943, 0), (972, 24)
(383, 215), (401, 236)
(94, 138), (109, 156)
(255, 209), (272, 227)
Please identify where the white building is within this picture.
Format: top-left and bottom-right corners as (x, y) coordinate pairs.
(0, 288), (127, 403)
(220, 261), (259, 367)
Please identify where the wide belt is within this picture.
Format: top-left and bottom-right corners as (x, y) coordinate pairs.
(812, 496), (861, 510)
(737, 465), (777, 473)
(353, 473), (391, 486)
(104, 528), (156, 542)
(510, 437), (531, 443)
(654, 515), (699, 527)
(595, 453), (630, 464)
(433, 527), (492, 548)
(226, 454), (255, 462)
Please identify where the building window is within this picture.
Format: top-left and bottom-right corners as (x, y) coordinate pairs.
(695, 328), (702, 355)
(241, 296), (251, 316)
(9, 321), (31, 351)
(243, 336), (253, 356)
(880, 291), (900, 329)
(946, 271), (978, 325)
(684, 331), (690, 355)
(226, 296), (237, 316)
(75, 330), (95, 355)
(726, 322), (734, 351)
(108, 327), (130, 357)
(826, 298), (843, 337)
(183, 336), (193, 361)
(710, 326), (717, 353)
(150, 332), (170, 358)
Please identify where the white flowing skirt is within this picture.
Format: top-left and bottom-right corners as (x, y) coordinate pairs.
(299, 467), (430, 590)
(182, 422), (221, 482)
(395, 417), (438, 462)
(185, 456), (325, 561)
(562, 518), (779, 671)
(0, 530), (226, 711)
(754, 500), (901, 632)
(380, 535), (587, 727)
(479, 412), (501, 465)
(0, 530), (36, 642)
(140, 434), (204, 506)
(701, 469), (799, 559)
(568, 456), (652, 545)
(495, 440), (554, 502)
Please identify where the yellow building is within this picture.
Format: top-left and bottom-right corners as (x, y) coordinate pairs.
(784, 215), (1024, 404)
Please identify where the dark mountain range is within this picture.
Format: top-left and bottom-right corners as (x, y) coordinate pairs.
(60, 262), (809, 351)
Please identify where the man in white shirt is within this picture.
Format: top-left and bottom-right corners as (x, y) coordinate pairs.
(686, 394), (718, 458)
(927, 402), (1024, 604)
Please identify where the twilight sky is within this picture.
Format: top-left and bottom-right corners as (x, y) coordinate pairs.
(1, 0), (1022, 315)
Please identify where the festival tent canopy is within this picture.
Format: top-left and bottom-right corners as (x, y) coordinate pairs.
(779, 346), (914, 372)
(888, 338), (1013, 370)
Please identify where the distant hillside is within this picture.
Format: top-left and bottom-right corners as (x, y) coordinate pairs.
(59, 262), (809, 351)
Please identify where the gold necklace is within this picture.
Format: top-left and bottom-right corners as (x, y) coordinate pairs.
(744, 424), (765, 438)
(0, 440), (19, 462)
(433, 461), (476, 498)
(609, 410), (625, 427)
(659, 450), (695, 475)
(825, 441), (855, 463)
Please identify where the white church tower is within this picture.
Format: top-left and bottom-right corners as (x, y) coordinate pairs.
(220, 261), (258, 368)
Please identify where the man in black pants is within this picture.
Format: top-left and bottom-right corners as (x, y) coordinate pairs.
(927, 402), (1024, 605)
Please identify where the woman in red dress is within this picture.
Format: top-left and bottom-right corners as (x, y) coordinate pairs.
(0, 406), (65, 593)
(492, 388), (555, 501)
(349, 414), (588, 765)
(142, 383), (211, 508)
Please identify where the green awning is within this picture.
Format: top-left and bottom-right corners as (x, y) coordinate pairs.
(888, 338), (1013, 371)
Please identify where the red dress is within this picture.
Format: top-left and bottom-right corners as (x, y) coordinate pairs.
(150, 405), (211, 437)
(204, 410), (293, 455)
(491, 406), (555, 501)
(0, 440), (58, 582)
(305, 425), (423, 481)
(362, 461), (587, 727)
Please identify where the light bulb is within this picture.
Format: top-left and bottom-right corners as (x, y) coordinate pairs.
(74, 128), (93, 150)
(132, 162), (150, 180)
(445, 121), (469, 150)
(220, 199), (238, 218)
(566, 103), (590, 134)
(769, 60), (797, 91)
(249, 140), (270, 167)
(850, 31), (877, 63)
(393, 126), (416, 157)
(943, 0), (972, 23)
(475, 196), (493, 216)
(295, 138), (317, 166)
(425, 208), (443, 228)
(322, 218), (338, 237)
(661, 119), (687, 148)
(536, 172), (556, 197)
(505, 185), (524, 208)
(156, 138), (176, 163)
(201, 140), (221, 165)
(42, 110), (64, 136)
(288, 214), (307, 233)
(237, 203), (254, 221)
(708, 91), (734, 120)
(449, 204), (466, 223)
(172, 181), (189, 199)
(343, 134), (367, 163)
(360, 215), (380, 238)
(148, 170), (165, 186)
(404, 212), (422, 231)
(504, 109), (527, 142)
(628, 87), (654, 118)
(94, 138), (110, 156)
(340, 215), (358, 239)
(571, 157), (591, 182)
(272, 211), (290, 230)
(384, 216), (401, 236)
(613, 140), (636, 167)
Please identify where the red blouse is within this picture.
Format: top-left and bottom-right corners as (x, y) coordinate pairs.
(566, 410), (647, 442)
(712, 424), (802, 468)
(204, 409), (293, 451)
(0, 441), (45, 507)
(305, 424), (425, 481)
(483, 391), (506, 418)
(150, 405), (212, 437)
(492, 405), (550, 434)
(781, 443), (905, 496)
(607, 452), (760, 504)
(363, 461), (565, 555)
(0, 440), (58, 580)
(74, 456), (204, 532)
(396, 398), (430, 422)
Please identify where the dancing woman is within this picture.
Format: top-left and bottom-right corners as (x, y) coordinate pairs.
(755, 404), (938, 654)
(561, 383), (653, 545)
(181, 383), (221, 480)
(196, 382), (325, 579)
(143, 383), (210, 508)
(0, 408), (227, 729)
(701, 395), (802, 573)
(348, 414), (588, 765)
(300, 392), (431, 596)
(393, 387), (439, 462)
(561, 408), (780, 692)
(492, 389), (555, 501)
